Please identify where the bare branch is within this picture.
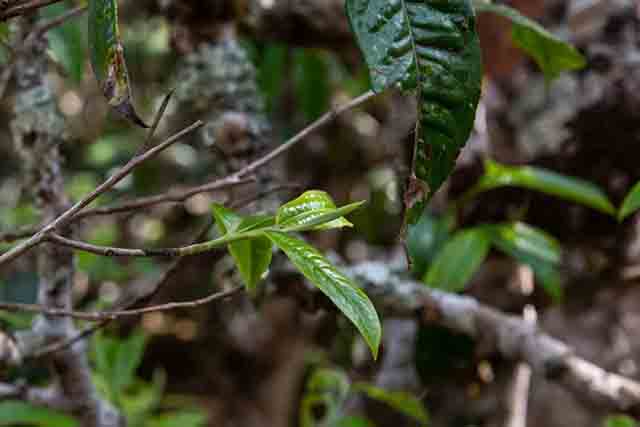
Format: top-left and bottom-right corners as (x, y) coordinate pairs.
(0, 286), (242, 321)
(0, 120), (204, 266)
(28, 185), (295, 359)
(1, 90), (375, 254)
(1, 0), (66, 21)
(344, 261), (640, 416)
(31, 4), (86, 37)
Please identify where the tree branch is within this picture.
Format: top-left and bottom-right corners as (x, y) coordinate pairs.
(0, 120), (204, 266)
(1, 90), (376, 256)
(1, 0), (65, 21)
(344, 261), (640, 416)
(0, 286), (242, 321)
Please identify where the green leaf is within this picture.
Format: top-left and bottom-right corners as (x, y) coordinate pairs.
(487, 222), (562, 300)
(212, 205), (273, 294)
(468, 159), (615, 216)
(336, 416), (375, 427)
(277, 191), (362, 231)
(406, 210), (452, 277)
(293, 49), (331, 121)
(112, 331), (147, 396)
(147, 410), (208, 427)
(346, 0), (483, 223)
(88, 0), (147, 127)
(212, 204), (244, 234)
(92, 330), (147, 401)
(41, 1), (85, 83)
(228, 234), (273, 296)
(354, 383), (429, 425)
(424, 228), (490, 292)
(474, 2), (586, 82)
(0, 401), (78, 427)
(619, 181), (640, 221)
(604, 415), (638, 427)
(266, 231), (381, 358)
(307, 368), (351, 400)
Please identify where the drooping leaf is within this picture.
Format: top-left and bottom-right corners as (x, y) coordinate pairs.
(41, 1), (85, 83)
(0, 401), (78, 427)
(228, 234), (273, 296)
(88, 0), (147, 127)
(346, 0), (483, 224)
(467, 159), (615, 216)
(424, 228), (490, 292)
(277, 190), (362, 231)
(353, 383), (429, 425)
(619, 181), (640, 221)
(212, 205), (273, 294)
(487, 222), (563, 300)
(474, 1), (586, 82)
(266, 231), (381, 358)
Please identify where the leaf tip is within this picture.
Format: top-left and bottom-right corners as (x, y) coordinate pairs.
(114, 101), (149, 128)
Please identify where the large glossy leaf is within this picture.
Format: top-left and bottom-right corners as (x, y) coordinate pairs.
(474, 2), (586, 82)
(424, 228), (490, 292)
(468, 159), (615, 215)
(0, 401), (77, 427)
(346, 0), (483, 225)
(88, 0), (147, 127)
(212, 205), (273, 294)
(353, 383), (429, 425)
(266, 231), (381, 358)
(277, 190), (361, 231)
(42, 2), (85, 83)
(487, 222), (562, 300)
(619, 181), (640, 221)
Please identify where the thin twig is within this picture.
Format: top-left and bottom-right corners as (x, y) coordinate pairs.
(0, 286), (242, 321)
(29, 185), (295, 359)
(0, 120), (203, 266)
(1, 90), (375, 255)
(1, 0), (65, 21)
(31, 4), (86, 37)
(73, 175), (254, 219)
(0, 91), (376, 266)
(231, 90), (376, 179)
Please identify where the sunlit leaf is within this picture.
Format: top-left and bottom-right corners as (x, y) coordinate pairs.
(266, 231), (381, 358)
(346, 0), (483, 224)
(354, 383), (429, 425)
(88, 0), (147, 127)
(424, 228), (490, 292)
(468, 159), (615, 216)
(619, 181), (640, 221)
(474, 1), (586, 82)
(277, 191), (362, 231)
